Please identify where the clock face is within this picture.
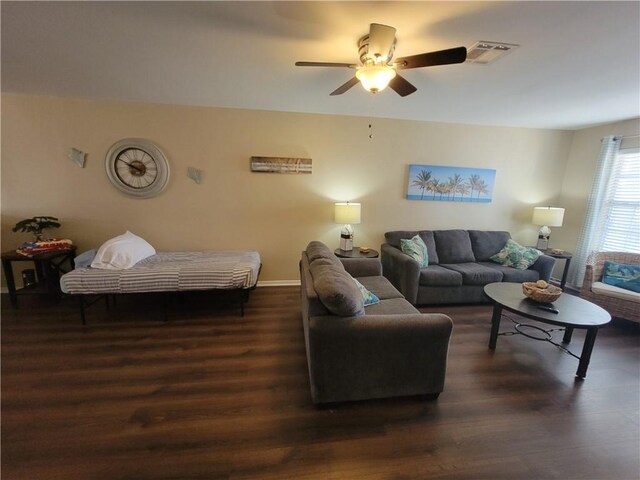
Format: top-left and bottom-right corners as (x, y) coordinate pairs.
(105, 139), (170, 198)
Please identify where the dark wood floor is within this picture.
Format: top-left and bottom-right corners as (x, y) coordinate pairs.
(2, 288), (639, 480)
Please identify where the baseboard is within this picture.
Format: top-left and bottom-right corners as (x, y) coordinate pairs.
(256, 280), (300, 288)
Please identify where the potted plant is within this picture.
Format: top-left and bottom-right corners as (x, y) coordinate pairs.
(12, 216), (61, 241)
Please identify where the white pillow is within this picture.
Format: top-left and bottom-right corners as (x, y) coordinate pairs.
(90, 231), (156, 270)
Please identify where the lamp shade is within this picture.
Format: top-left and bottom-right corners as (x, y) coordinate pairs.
(334, 202), (361, 225)
(355, 64), (396, 93)
(532, 207), (565, 227)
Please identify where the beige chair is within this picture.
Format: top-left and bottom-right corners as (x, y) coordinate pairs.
(581, 251), (640, 323)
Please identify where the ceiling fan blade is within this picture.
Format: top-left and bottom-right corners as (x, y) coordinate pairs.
(330, 77), (360, 96)
(367, 23), (397, 59)
(388, 74), (417, 97)
(295, 61), (355, 68)
(395, 46), (467, 70)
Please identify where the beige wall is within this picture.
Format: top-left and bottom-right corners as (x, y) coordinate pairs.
(2, 93), (574, 284)
(554, 117), (640, 255)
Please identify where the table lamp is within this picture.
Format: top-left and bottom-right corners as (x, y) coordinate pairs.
(532, 206), (565, 250)
(334, 202), (361, 251)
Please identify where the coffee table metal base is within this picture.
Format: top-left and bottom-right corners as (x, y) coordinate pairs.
(489, 303), (599, 379)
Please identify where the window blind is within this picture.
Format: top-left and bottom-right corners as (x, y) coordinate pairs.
(599, 146), (640, 253)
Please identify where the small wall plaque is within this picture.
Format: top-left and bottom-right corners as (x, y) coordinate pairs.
(68, 148), (86, 168)
(250, 157), (312, 174)
(187, 167), (203, 184)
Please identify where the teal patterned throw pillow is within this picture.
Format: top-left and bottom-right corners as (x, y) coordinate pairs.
(352, 278), (380, 306)
(602, 261), (640, 293)
(490, 239), (541, 270)
(400, 235), (429, 267)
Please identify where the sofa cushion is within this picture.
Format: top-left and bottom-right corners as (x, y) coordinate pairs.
(490, 239), (541, 270)
(309, 263), (365, 317)
(440, 263), (503, 286)
(362, 297), (420, 315)
(478, 262), (540, 283)
(419, 265), (463, 287)
(468, 231), (512, 262)
(400, 235), (429, 267)
(434, 230), (475, 264)
(602, 261), (640, 293)
(592, 281), (640, 303)
(385, 230), (439, 264)
(306, 241), (342, 267)
(416, 231), (439, 264)
(353, 278), (380, 306)
(356, 276), (405, 300)
(385, 230), (418, 249)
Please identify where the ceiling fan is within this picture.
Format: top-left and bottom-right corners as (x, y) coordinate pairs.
(295, 23), (467, 97)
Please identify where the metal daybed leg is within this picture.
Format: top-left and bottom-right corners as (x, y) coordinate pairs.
(162, 294), (168, 322)
(79, 296), (86, 325)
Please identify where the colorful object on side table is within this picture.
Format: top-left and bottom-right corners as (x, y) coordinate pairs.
(602, 261), (640, 293)
(400, 235), (429, 267)
(334, 202), (361, 251)
(490, 239), (541, 270)
(16, 239), (73, 257)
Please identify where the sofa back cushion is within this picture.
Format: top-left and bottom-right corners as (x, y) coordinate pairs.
(306, 241), (343, 268)
(434, 230), (475, 264)
(385, 230), (439, 264)
(309, 262), (365, 317)
(468, 230), (512, 262)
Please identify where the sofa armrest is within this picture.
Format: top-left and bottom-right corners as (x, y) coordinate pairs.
(381, 243), (420, 304)
(307, 313), (453, 403)
(340, 257), (382, 277)
(529, 254), (555, 282)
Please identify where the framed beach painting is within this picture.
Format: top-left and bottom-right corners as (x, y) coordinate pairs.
(406, 164), (496, 203)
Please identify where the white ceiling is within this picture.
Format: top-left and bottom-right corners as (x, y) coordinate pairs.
(2, 1), (639, 130)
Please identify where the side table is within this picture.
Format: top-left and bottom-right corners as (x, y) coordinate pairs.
(541, 249), (573, 290)
(1, 247), (77, 307)
(334, 247), (379, 259)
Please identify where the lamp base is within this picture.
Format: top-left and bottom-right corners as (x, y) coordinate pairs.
(340, 224), (354, 251)
(536, 237), (549, 250)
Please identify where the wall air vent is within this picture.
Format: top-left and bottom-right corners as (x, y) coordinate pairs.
(466, 41), (519, 65)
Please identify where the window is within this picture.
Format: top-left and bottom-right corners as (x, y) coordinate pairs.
(598, 146), (640, 253)
(569, 135), (640, 287)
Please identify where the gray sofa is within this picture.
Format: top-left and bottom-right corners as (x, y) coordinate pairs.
(381, 230), (556, 306)
(300, 241), (453, 405)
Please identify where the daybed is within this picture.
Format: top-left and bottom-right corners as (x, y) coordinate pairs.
(580, 251), (640, 323)
(300, 241), (453, 405)
(61, 250), (261, 323)
(381, 229), (555, 306)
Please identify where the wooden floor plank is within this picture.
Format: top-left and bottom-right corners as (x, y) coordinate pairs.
(2, 288), (639, 479)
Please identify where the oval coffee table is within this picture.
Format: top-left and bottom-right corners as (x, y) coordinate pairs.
(484, 282), (611, 379)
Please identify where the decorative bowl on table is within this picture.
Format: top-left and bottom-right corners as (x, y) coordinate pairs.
(522, 280), (563, 303)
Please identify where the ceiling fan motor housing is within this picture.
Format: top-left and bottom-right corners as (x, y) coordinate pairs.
(358, 33), (396, 65)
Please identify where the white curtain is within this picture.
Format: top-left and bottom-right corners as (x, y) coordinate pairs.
(569, 135), (622, 288)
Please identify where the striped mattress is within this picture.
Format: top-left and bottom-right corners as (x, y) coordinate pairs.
(60, 251), (261, 295)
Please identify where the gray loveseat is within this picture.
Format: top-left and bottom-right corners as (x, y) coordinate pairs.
(381, 230), (555, 306)
(300, 241), (453, 405)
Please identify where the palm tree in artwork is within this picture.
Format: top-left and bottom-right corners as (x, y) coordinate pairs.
(468, 174), (481, 199)
(477, 180), (490, 199)
(448, 174), (463, 200)
(411, 170), (432, 200)
(457, 182), (471, 200)
(430, 179), (440, 200)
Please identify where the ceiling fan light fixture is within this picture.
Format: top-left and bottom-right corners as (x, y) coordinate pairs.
(356, 64), (396, 93)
